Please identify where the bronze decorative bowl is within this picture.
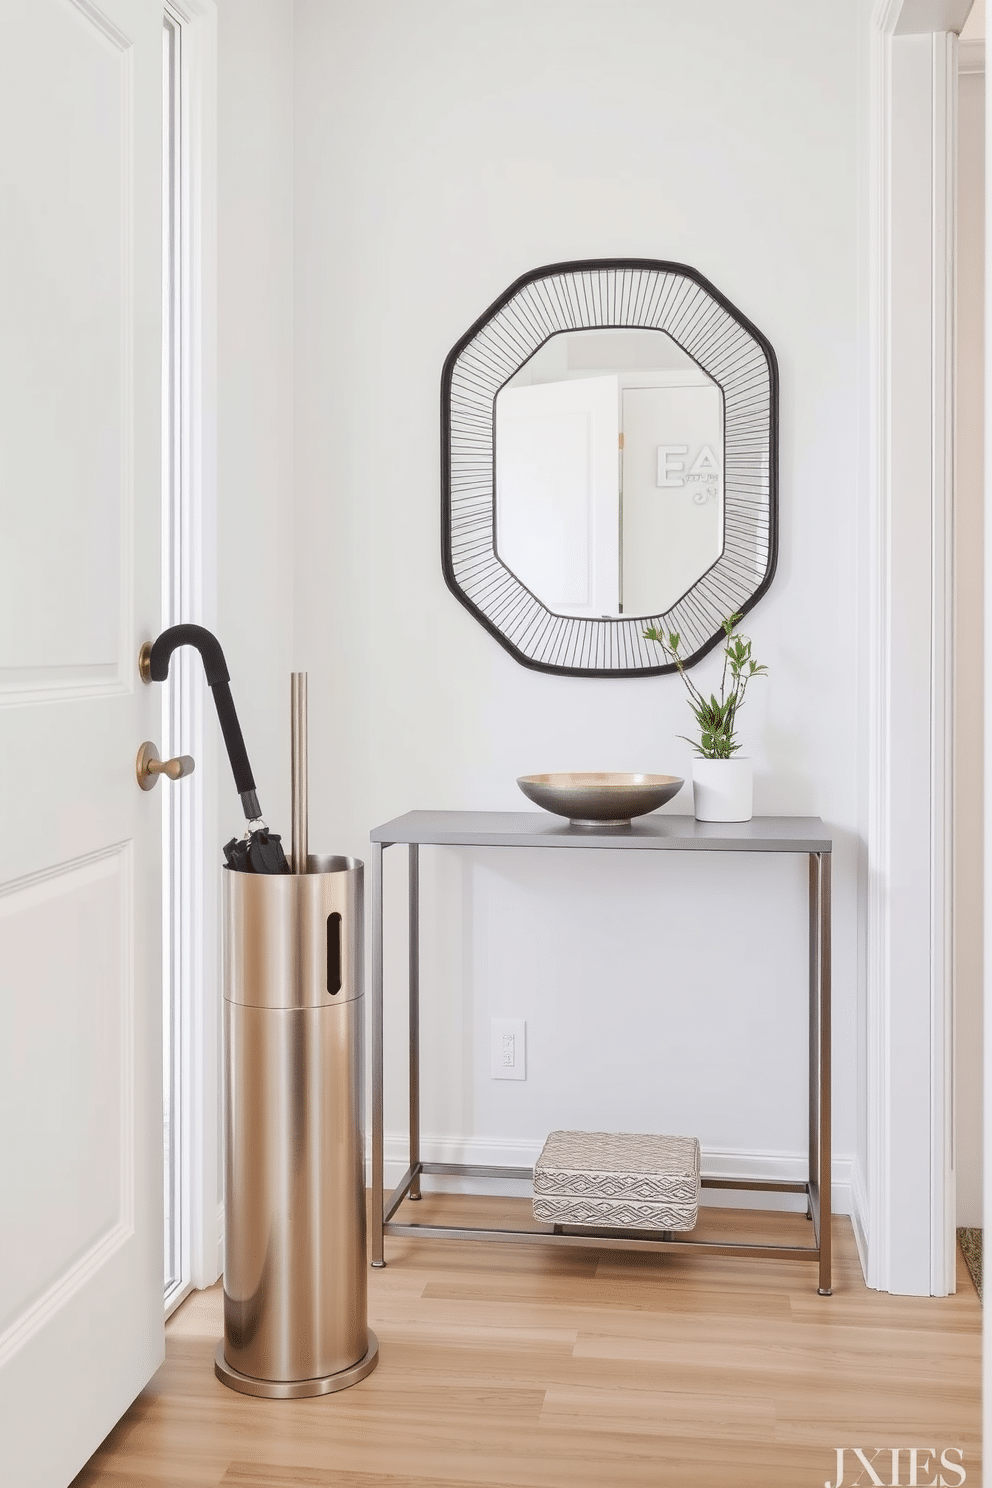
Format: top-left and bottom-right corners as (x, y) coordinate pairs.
(516, 771), (684, 827)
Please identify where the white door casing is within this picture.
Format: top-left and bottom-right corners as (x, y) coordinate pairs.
(0, 1), (165, 1483)
(161, 0), (222, 1311)
(865, 0), (970, 1296)
(953, 32), (984, 1234)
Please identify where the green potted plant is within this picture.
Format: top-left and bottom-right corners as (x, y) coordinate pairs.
(643, 614), (767, 822)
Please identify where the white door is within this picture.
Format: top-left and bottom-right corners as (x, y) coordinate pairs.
(0, 3), (166, 1485)
(495, 375), (620, 615)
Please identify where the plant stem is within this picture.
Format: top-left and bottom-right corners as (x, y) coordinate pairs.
(643, 614), (765, 761)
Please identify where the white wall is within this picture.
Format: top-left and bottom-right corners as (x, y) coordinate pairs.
(211, 0), (295, 1260)
(217, 0), (295, 845)
(292, 0), (863, 1210)
(962, 0), (985, 38)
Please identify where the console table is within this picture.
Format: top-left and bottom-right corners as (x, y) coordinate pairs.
(369, 811), (832, 1294)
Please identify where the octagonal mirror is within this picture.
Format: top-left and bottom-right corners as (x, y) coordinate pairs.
(441, 259), (778, 677)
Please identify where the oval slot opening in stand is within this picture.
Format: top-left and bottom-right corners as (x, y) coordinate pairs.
(327, 912), (342, 994)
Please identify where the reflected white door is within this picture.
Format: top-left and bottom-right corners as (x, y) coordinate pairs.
(621, 383), (724, 618)
(0, 3), (165, 1485)
(495, 375), (619, 615)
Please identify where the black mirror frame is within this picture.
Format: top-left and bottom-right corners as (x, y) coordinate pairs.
(441, 258), (779, 678)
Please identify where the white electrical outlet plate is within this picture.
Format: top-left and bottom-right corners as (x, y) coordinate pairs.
(490, 1018), (526, 1080)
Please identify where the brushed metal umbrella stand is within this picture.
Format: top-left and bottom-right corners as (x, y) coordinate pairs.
(214, 672), (378, 1397)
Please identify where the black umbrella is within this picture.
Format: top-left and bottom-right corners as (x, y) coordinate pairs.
(146, 624), (289, 873)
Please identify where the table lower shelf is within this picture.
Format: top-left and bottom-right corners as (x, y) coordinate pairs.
(378, 1161), (830, 1284)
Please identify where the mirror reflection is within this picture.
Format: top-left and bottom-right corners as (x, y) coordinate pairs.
(494, 328), (724, 619)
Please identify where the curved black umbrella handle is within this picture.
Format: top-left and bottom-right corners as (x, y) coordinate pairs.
(146, 624), (261, 822)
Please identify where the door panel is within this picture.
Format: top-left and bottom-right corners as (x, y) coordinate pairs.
(0, 0), (126, 687)
(0, 849), (131, 1340)
(0, 1), (165, 1483)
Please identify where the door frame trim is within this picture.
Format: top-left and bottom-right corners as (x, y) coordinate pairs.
(864, 0), (963, 1295)
(162, 0), (220, 1313)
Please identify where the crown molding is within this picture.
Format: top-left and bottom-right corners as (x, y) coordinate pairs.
(959, 36), (986, 69)
(878, 0), (979, 35)
(894, 0), (976, 33)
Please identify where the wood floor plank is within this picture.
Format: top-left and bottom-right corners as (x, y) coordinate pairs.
(539, 1382), (777, 1440)
(569, 1309), (982, 1353)
(220, 1471), (545, 1488)
(788, 1290), (981, 1333)
(570, 1328), (980, 1380)
(421, 1275), (794, 1319)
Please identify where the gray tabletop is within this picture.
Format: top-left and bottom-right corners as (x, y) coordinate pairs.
(370, 811), (831, 853)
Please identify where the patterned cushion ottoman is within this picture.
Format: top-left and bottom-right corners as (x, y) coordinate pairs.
(532, 1130), (701, 1231)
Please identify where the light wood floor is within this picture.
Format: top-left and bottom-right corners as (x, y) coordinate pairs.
(73, 1196), (981, 1488)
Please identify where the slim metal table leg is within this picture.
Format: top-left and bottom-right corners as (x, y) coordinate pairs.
(408, 843), (421, 1200)
(808, 853), (818, 1226)
(817, 851), (832, 1295)
(370, 840), (386, 1267)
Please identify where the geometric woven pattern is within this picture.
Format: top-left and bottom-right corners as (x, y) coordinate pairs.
(533, 1130), (700, 1232)
(442, 259), (778, 677)
(533, 1194), (698, 1231)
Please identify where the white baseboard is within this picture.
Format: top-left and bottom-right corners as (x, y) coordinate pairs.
(849, 1158), (871, 1278)
(372, 1134), (854, 1217)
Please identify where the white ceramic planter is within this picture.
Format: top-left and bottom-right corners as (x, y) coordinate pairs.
(692, 757), (753, 822)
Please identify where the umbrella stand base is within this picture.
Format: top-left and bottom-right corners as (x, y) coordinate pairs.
(213, 1332), (379, 1399)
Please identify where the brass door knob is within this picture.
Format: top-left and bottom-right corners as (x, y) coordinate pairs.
(136, 741), (195, 791)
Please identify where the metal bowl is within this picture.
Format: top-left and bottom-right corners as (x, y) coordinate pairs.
(516, 772), (684, 827)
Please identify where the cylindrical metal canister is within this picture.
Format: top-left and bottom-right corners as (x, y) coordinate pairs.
(215, 854), (378, 1398)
